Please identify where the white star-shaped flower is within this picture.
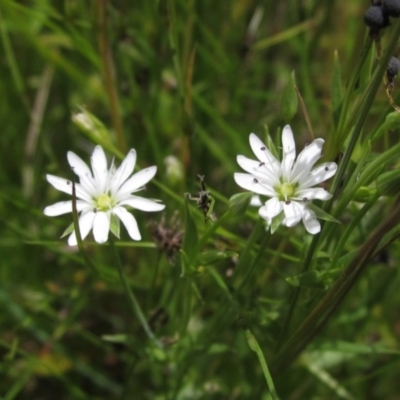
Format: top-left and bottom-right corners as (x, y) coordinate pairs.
(44, 145), (165, 245)
(234, 125), (337, 234)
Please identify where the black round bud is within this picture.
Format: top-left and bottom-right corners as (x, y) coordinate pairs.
(387, 56), (400, 78)
(364, 5), (390, 29)
(383, 0), (400, 17)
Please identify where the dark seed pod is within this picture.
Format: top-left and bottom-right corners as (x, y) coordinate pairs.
(387, 56), (400, 79)
(364, 5), (390, 29)
(383, 0), (400, 17)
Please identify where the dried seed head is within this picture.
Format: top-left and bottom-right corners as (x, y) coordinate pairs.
(149, 213), (183, 264)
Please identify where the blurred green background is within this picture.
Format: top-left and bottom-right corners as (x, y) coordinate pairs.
(1, 0), (400, 399)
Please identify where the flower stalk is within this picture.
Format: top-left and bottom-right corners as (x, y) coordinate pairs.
(109, 237), (161, 347)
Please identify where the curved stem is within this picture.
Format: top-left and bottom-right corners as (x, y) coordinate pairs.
(109, 237), (161, 347)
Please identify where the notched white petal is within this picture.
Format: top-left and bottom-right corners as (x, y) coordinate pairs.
(68, 152), (92, 179)
(91, 145), (109, 193)
(68, 211), (95, 246)
(300, 162), (338, 188)
(249, 133), (280, 174)
(234, 173), (276, 197)
(92, 211), (110, 244)
(117, 166), (157, 196)
(114, 207), (141, 240)
(44, 200), (88, 216)
(46, 174), (92, 202)
(258, 197), (282, 219)
(120, 196), (165, 212)
(111, 149), (137, 193)
(237, 155), (278, 182)
(296, 187), (332, 201)
(283, 201), (303, 227)
(291, 138), (324, 180)
(302, 208), (321, 234)
(281, 125), (296, 179)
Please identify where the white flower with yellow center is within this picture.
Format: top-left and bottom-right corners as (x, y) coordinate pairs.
(234, 125), (337, 234)
(44, 146), (165, 245)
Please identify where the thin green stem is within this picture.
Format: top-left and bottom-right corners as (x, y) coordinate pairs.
(237, 226), (270, 294)
(109, 237), (161, 347)
(246, 329), (280, 400)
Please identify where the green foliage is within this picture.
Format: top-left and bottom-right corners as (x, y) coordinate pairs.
(2, 0), (400, 399)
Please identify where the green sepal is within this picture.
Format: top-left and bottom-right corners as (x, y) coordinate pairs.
(307, 203), (341, 224)
(270, 212), (284, 234)
(263, 125), (279, 160)
(281, 71), (298, 121)
(229, 192), (252, 216)
(110, 213), (120, 238)
(61, 222), (74, 238)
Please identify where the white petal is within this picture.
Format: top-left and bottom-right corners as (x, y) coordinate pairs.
(91, 146), (109, 194)
(258, 197), (282, 219)
(44, 200), (89, 216)
(299, 162), (338, 188)
(68, 151), (90, 175)
(248, 133), (280, 175)
(234, 173), (276, 197)
(92, 211), (110, 244)
(237, 155), (279, 185)
(110, 149), (136, 194)
(281, 125), (296, 180)
(296, 187), (333, 201)
(290, 139), (324, 182)
(119, 196), (165, 212)
(250, 195), (262, 207)
(113, 207), (141, 240)
(68, 211), (96, 246)
(283, 201), (304, 227)
(46, 175), (92, 203)
(117, 166), (157, 197)
(302, 208), (321, 234)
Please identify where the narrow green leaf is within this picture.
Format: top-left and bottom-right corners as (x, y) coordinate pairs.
(331, 50), (343, 128)
(281, 71), (298, 121)
(307, 203), (341, 223)
(377, 169), (400, 197)
(229, 192), (252, 216)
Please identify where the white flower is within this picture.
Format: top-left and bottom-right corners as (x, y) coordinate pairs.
(44, 145), (165, 245)
(234, 125), (337, 234)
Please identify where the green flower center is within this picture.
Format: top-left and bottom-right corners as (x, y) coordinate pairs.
(96, 194), (113, 211)
(277, 182), (295, 200)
